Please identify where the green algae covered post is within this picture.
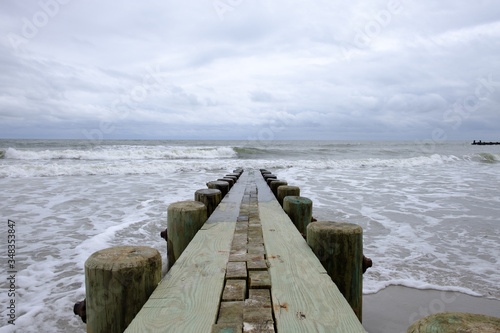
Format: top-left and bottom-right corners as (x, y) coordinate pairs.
(307, 221), (363, 322)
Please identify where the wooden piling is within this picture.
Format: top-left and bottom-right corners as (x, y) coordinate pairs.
(225, 175), (238, 184)
(124, 169), (366, 332)
(207, 181), (230, 198)
(276, 185), (300, 206)
(226, 173), (240, 180)
(306, 221), (363, 322)
(269, 180), (288, 197)
(407, 312), (500, 333)
(85, 246), (161, 333)
(195, 189), (222, 217)
(263, 174), (277, 183)
(266, 177), (280, 186)
(218, 178), (234, 189)
(167, 200), (207, 269)
(283, 196), (312, 234)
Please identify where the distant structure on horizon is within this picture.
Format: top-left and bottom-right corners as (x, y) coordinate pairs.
(472, 140), (500, 145)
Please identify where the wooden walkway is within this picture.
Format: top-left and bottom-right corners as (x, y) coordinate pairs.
(125, 169), (366, 332)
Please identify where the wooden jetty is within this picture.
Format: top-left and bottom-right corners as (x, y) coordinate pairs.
(123, 169), (366, 332)
(471, 140), (500, 145)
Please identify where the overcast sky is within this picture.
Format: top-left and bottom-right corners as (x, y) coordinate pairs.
(1, 0), (499, 140)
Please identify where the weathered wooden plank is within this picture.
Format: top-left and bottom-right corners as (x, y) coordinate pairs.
(226, 261), (247, 280)
(217, 301), (244, 324)
(222, 279), (247, 301)
(206, 171), (248, 224)
(124, 221), (235, 333)
(212, 323), (243, 333)
(248, 271), (271, 289)
(244, 290), (274, 332)
(257, 175), (366, 332)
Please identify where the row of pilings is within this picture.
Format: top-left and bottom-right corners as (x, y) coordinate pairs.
(260, 168), (371, 322)
(73, 168), (243, 333)
(75, 167), (500, 333)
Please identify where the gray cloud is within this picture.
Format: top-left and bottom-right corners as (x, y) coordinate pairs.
(0, 0), (499, 140)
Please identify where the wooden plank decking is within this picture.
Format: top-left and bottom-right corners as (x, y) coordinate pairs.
(125, 169), (366, 332)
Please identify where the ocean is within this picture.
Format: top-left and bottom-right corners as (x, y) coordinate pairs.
(0, 139), (499, 332)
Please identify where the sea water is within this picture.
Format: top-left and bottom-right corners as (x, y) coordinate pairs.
(0, 139), (499, 332)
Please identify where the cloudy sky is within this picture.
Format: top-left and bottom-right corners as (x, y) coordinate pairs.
(1, 0), (499, 140)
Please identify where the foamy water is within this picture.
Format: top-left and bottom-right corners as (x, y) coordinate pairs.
(0, 140), (499, 332)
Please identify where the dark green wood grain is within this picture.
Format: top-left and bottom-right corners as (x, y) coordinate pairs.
(407, 312), (500, 333)
(85, 246), (161, 333)
(167, 200), (207, 268)
(307, 221), (363, 322)
(283, 196), (312, 234)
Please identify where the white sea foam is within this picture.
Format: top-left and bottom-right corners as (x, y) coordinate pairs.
(276, 159), (500, 300)
(0, 154), (466, 178)
(4, 146), (237, 161)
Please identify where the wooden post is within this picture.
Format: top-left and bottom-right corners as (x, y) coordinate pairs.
(195, 189), (222, 217)
(225, 175), (238, 184)
(283, 196), (312, 234)
(306, 221), (363, 322)
(217, 178), (234, 189)
(226, 173), (240, 180)
(167, 200), (207, 269)
(407, 312), (500, 333)
(263, 174), (277, 184)
(266, 177), (280, 186)
(85, 246), (161, 333)
(207, 181), (230, 197)
(276, 185), (300, 206)
(269, 180), (288, 197)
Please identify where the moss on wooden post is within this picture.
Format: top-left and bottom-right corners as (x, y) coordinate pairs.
(85, 246), (161, 333)
(267, 177), (280, 186)
(283, 196), (312, 234)
(269, 180), (288, 197)
(306, 221), (363, 322)
(224, 175), (238, 184)
(207, 181), (230, 198)
(195, 189), (222, 218)
(263, 174), (277, 184)
(276, 185), (300, 206)
(217, 178), (234, 189)
(167, 200), (207, 269)
(407, 312), (500, 333)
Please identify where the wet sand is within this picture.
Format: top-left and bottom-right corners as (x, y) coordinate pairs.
(363, 286), (500, 333)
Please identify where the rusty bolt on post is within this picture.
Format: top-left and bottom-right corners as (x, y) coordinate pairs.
(362, 255), (373, 274)
(160, 228), (167, 242)
(73, 299), (86, 323)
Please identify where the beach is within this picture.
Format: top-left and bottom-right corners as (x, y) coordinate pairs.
(363, 286), (500, 333)
(0, 139), (499, 332)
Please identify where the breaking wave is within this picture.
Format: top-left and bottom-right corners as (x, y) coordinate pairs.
(3, 146), (238, 161)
